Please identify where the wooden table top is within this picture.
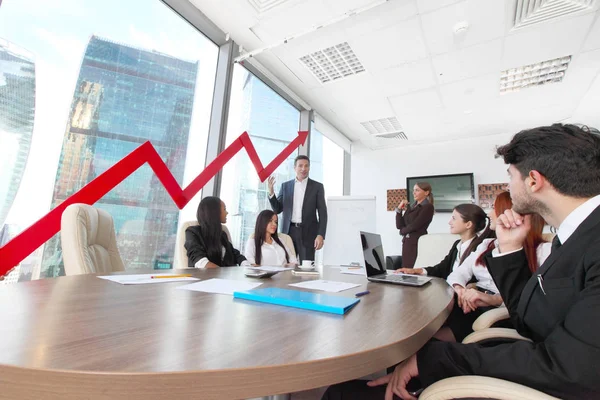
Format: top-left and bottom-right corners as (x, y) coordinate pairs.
(0, 267), (453, 400)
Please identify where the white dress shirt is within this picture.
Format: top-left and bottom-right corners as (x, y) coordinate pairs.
(449, 238), (552, 292)
(291, 178), (307, 223)
(420, 237), (474, 276)
(194, 246), (251, 269)
(244, 238), (297, 266)
(493, 194), (600, 257)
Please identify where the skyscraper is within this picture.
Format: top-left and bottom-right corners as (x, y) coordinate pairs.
(41, 36), (197, 277)
(223, 70), (300, 250)
(0, 38), (35, 229)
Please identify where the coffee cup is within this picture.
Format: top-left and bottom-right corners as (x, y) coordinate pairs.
(299, 260), (315, 270)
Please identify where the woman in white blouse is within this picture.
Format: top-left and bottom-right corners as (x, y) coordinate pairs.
(244, 210), (298, 266)
(438, 192), (551, 342)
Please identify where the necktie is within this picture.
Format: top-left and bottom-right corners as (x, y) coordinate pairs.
(551, 235), (562, 253)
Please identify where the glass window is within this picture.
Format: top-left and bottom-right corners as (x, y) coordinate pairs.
(0, 0), (218, 281)
(219, 65), (300, 251)
(309, 126), (345, 197)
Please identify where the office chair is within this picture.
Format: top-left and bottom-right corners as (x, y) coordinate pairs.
(248, 232), (297, 260)
(61, 203), (125, 275)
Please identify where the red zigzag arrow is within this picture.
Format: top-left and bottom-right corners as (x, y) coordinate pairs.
(0, 130), (308, 276)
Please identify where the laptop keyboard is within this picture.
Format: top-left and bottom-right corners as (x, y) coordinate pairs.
(377, 274), (420, 283)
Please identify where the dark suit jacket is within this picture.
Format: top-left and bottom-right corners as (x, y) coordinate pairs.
(269, 178), (328, 243)
(424, 240), (460, 278)
(184, 226), (246, 267)
(396, 200), (434, 238)
(417, 204), (600, 400)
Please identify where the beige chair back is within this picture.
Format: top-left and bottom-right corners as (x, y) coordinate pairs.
(542, 232), (555, 242)
(248, 232), (296, 260)
(61, 204), (125, 275)
(414, 233), (460, 268)
(176, 221), (231, 269)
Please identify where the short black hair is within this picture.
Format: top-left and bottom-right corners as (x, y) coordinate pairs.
(496, 123), (600, 197)
(294, 155), (310, 166)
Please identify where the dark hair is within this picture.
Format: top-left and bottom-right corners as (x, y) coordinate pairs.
(496, 124), (600, 197)
(453, 203), (494, 265)
(415, 181), (434, 206)
(476, 192), (547, 272)
(196, 196), (224, 264)
(294, 155), (310, 166)
(253, 210), (289, 265)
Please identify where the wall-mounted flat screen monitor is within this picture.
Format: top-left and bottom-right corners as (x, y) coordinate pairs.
(406, 173), (475, 212)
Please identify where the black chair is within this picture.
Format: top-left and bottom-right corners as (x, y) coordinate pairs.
(386, 255), (402, 270)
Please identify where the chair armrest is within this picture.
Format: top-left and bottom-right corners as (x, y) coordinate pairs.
(419, 376), (560, 400)
(386, 255), (402, 270)
(472, 306), (510, 331)
(463, 327), (532, 344)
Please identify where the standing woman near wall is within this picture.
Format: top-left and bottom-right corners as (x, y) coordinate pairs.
(396, 182), (435, 268)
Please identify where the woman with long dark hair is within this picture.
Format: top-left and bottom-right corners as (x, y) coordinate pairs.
(439, 192), (551, 342)
(184, 196), (249, 268)
(244, 210), (297, 266)
(396, 182), (435, 268)
(397, 203), (494, 278)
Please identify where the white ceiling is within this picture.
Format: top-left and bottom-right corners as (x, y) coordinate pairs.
(189, 0), (600, 149)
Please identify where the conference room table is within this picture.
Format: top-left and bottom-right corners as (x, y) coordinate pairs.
(0, 266), (453, 400)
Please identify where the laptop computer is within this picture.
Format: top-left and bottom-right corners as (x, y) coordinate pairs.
(359, 231), (432, 287)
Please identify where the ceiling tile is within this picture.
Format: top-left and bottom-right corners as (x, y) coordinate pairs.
(372, 59), (436, 97)
(350, 17), (428, 72)
(341, 0), (419, 39)
(250, 0), (336, 43)
(432, 39), (502, 84)
(389, 88), (443, 116)
(502, 12), (595, 68)
(439, 73), (499, 110)
(325, 75), (395, 121)
(582, 13), (600, 52)
(420, 0), (506, 55)
(417, 0), (461, 14)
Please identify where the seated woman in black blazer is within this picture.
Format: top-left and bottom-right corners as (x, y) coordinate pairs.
(396, 203), (493, 279)
(184, 196), (250, 268)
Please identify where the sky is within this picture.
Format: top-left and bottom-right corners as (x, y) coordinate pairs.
(0, 0), (219, 232)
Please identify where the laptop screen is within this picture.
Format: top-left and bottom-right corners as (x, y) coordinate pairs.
(360, 231), (386, 277)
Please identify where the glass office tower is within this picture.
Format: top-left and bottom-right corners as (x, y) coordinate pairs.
(221, 68), (300, 250)
(41, 36), (197, 277)
(0, 38), (35, 229)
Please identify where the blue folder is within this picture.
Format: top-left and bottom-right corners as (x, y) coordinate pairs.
(233, 287), (360, 315)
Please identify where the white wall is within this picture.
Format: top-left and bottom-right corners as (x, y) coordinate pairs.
(350, 133), (514, 256)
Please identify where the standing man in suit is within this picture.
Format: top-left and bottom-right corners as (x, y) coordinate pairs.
(322, 124), (600, 400)
(268, 155), (328, 262)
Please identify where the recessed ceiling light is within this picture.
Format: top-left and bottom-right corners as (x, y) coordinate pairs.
(499, 56), (571, 94)
(299, 42), (365, 84)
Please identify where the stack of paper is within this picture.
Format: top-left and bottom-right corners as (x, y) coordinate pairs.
(288, 279), (361, 293)
(177, 278), (262, 295)
(247, 266), (294, 272)
(339, 267), (366, 276)
(98, 274), (199, 285)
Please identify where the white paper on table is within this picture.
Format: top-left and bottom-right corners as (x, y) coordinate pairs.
(247, 266), (294, 272)
(288, 279), (361, 293)
(176, 278), (262, 295)
(97, 274), (199, 285)
(339, 267), (366, 276)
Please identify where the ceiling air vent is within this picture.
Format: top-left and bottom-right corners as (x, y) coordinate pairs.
(500, 55), (571, 94)
(247, 0), (292, 14)
(299, 42), (365, 84)
(360, 117), (408, 140)
(513, 0), (597, 30)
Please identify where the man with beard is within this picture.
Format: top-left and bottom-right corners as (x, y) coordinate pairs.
(322, 124), (600, 400)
